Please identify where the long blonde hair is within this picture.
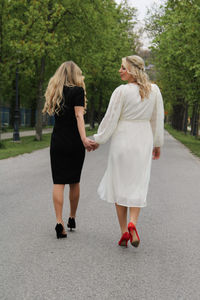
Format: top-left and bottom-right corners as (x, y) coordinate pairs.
(122, 55), (151, 100)
(43, 61), (87, 115)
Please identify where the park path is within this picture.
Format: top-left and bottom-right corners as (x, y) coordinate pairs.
(1, 123), (93, 140)
(0, 131), (200, 300)
(1, 128), (53, 140)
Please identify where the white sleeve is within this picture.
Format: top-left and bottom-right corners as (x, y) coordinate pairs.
(94, 86), (124, 144)
(150, 85), (164, 147)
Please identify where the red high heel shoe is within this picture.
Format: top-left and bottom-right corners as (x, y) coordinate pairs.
(118, 232), (130, 247)
(128, 222), (140, 248)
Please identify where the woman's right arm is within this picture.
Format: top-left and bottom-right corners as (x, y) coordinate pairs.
(94, 85), (124, 144)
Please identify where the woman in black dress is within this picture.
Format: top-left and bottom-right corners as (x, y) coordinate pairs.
(43, 61), (96, 239)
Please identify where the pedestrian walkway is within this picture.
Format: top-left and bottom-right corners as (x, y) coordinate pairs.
(1, 128), (53, 140)
(1, 123), (93, 140)
(0, 131), (200, 300)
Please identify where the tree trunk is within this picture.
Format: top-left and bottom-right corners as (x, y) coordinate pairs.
(171, 101), (184, 131)
(89, 97), (95, 129)
(30, 97), (37, 127)
(89, 85), (96, 129)
(97, 89), (103, 125)
(191, 102), (198, 137)
(182, 103), (188, 134)
(43, 112), (48, 127)
(196, 110), (200, 138)
(0, 102), (2, 142)
(35, 56), (45, 141)
(194, 105), (199, 138)
(190, 104), (195, 135)
(10, 78), (16, 127)
(30, 79), (37, 127)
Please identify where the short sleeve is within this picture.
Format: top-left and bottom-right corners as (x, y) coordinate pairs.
(74, 87), (85, 107)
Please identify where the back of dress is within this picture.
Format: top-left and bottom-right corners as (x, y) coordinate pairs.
(121, 83), (157, 121)
(94, 83), (164, 147)
(50, 85), (85, 184)
(94, 83), (164, 207)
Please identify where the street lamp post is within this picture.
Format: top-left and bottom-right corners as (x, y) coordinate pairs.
(13, 66), (20, 141)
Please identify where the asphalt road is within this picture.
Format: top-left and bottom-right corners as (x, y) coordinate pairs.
(0, 131), (200, 300)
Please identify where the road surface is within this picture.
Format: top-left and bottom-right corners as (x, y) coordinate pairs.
(0, 131), (200, 300)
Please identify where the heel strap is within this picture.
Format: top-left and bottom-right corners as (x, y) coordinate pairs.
(128, 222), (136, 230)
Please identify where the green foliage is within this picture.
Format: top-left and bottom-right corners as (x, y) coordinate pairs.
(0, 126), (97, 159)
(146, 0), (200, 133)
(0, 0), (138, 126)
(0, 134), (52, 159)
(165, 124), (200, 158)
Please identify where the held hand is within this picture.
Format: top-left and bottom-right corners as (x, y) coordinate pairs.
(152, 147), (160, 160)
(89, 141), (99, 151)
(91, 142), (99, 151)
(82, 138), (97, 152)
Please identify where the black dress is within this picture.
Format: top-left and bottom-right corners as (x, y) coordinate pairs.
(50, 86), (85, 184)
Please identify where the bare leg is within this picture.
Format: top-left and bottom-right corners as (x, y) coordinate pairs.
(53, 184), (65, 229)
(69, 183), (80, 218)
(129, 207), (141, 242)
(129, 207), (140, 225)
(115, 204), (128, 234)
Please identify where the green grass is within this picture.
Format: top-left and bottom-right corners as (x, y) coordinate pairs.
(2, 124), (199, 160)
(0, 126), (98, 160)
(1, 125), (53, 133)
(0, 134), (52, 159)
(165, 124), (200, 158)
(85, 126), (98, 137)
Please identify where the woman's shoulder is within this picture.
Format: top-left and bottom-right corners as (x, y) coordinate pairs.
(150, 83), (161, 94)
(121, 83), (139, 95)
(112, 84), (140, 100)
(112, 84), (127, 94)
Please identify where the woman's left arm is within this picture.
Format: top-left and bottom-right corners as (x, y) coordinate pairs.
(94, 86), (124, 144)
(150, 85), (164, 148)
(150, 85), (164, 160)
(75, 107), (96, 151)
(74, 87), (96, 151)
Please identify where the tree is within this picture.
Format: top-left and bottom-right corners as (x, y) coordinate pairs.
(1, 0), (139, 139)
(146, 0), (200, 136)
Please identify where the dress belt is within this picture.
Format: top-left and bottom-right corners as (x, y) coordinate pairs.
(119, 119), (149, 122)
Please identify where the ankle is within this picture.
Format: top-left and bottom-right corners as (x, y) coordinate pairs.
(56, 219), (64, 225)
(121, 228), (128, 235)
(69, 215), (76, 219)
(129, 220), (137, 226)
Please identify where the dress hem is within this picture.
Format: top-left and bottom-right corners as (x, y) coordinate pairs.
(98, 193), (147, 208)
(53, 181), (80, 185)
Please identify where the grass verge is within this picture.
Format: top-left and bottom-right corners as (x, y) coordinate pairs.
(0, 126), (98, 160)
(1, 125), (53, 133)
(165, 124), (200, 158)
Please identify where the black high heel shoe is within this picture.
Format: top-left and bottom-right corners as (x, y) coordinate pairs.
(55, 223), (67, 239)
(67, 217), (76, 231)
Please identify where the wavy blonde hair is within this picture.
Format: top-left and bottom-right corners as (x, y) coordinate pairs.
(43, 61), (87, 115)
(122, 55), (151, 100)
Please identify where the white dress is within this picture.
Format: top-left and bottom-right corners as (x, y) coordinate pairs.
(94, 83), (164, 207)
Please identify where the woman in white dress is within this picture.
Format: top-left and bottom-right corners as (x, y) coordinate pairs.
(93, 55), (164, 247)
